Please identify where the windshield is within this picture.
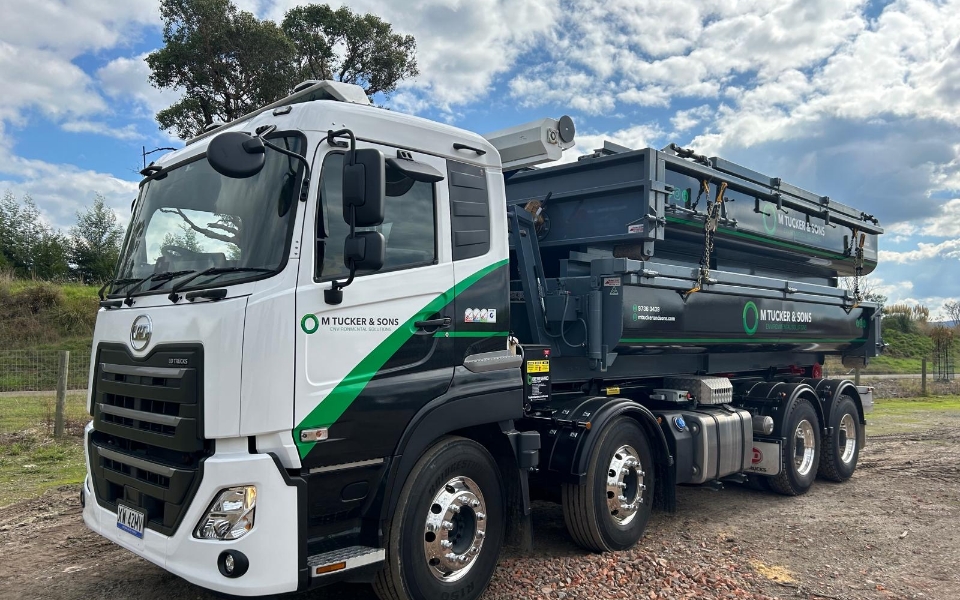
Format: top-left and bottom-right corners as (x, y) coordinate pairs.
(113, 134), (304, 296)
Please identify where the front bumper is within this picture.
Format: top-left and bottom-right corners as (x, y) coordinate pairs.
(83, 424), (301, 596)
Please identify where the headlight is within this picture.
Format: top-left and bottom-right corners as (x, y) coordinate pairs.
(194, 486), (257, 540)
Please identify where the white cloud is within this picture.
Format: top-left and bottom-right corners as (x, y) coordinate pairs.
(97, 54), (176, 118)
(0, 43), (105, 123)
(879, 239), (960, 264)
(61, 120), (141, 141)
(0, 0), (156, 57)
(264, 0), (561, 112)
(670, 105), (713, 133)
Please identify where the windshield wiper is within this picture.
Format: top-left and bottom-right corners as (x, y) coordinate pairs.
(122, 270), (197, 306)
(168, 267), (274, 302)
(98, 277), (145, 300)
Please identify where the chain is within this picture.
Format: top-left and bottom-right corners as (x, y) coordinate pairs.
(684, 181), (727, 299)
(850, 229), (865, 308)
(690, 179), (710, 212)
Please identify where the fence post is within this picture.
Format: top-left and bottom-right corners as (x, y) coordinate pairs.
(54, 351), (69, 438)
(921, 357), (927, 397)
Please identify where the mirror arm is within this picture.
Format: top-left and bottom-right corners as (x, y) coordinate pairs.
(261, 138), (312, 187)
(326, 129), (357, 164)
(325, 206), (359, 305)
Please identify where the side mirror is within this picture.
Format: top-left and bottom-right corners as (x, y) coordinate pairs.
(344, 231), (385, 272)
(207, 132), (266, 178)
(343, 148), (385, 226)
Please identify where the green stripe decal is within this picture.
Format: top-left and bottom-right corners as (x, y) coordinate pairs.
(295, 259), (508, 458)
(620, 337), (868, 344)
(435, 331), (509, 338)
(664, 215), (877, 264)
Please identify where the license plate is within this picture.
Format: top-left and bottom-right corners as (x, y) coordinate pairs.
(116, 504), (146, 539)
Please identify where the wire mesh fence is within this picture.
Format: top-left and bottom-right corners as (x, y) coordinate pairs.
(0, 350), (91, 393)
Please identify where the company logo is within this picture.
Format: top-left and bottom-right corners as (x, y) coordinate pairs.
(752, 447), (763, 464)
(130, 315), (153, 351)
(742, 301), (759, 336)
(761, 204), (777, 234)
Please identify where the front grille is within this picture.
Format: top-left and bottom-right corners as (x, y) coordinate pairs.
(88, 344), (209, 536)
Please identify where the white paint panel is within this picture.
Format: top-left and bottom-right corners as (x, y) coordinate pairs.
(82, 439), (299, 596)
(89, 295), (247, 439)
(240, 264), (298, 436)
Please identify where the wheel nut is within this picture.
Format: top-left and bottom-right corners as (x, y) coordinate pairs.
(476, 512), (485, 521)
(470, 546), (480, 554)
(470, 499), (480, 508)
(621, 467), (629, 475)
(618, 495), (627, 503)
(441, 520), (454, 530)
(441, 540), (453, 548)
(476, 530), (485, 539)
(617, 482), (626, 488)
(450, 505), (460, 514)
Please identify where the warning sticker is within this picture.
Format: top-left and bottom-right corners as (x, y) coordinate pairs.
(526, 360), (549, 374)
(628, 224), (644, 234)
(603, 277), (621, 287)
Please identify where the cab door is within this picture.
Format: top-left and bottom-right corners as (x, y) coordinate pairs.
(293, 145), (455, 469)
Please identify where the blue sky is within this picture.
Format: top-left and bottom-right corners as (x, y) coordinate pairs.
(1, 0), (958, 314)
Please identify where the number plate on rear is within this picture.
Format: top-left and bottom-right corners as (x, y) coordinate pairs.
(117, 504), (146, 539)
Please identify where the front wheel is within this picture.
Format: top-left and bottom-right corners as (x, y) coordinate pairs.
(819, 395), (862, 482)
(561, 417), (655, 552)
(374, 436), (504, 600)
(768, 397), (820, 496)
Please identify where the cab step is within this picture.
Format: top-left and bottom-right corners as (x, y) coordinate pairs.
(307, 546), (385, 577)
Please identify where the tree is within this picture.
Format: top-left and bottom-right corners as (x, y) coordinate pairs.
(146, 0), (419, 140)
(146, 0), (297, 139)
(944, 300), (960, 328)
(0, 192), (70, 279)
(839, 276), (887, 310)
(71, 194), (124, 283)
(161, 223), (203, 256)
(281, 5), (418, 97)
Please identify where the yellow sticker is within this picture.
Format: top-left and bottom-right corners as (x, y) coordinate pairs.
(526, 360), (550, 373)
(605, 386), (620, 396)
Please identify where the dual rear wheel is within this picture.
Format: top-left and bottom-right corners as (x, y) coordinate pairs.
(759, 394), (862, 496)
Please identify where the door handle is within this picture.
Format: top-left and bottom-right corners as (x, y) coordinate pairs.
(415, 317), (451, 330)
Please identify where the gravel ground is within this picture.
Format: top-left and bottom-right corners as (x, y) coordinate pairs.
(2, 407), (959, 600)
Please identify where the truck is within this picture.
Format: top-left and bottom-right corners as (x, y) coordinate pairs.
(82, 80), (884, 600)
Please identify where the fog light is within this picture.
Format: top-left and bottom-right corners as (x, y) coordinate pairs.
(218, 550), (249, 578)
(194, 486), (257, 540)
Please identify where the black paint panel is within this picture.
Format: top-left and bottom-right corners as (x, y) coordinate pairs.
(448, 160), (490, 260)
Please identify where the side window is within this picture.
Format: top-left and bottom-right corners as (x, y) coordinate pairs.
(316, 152), (438, 280)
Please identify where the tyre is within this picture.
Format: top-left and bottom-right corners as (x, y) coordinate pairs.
(561, 417), (655, 552)
(819, 395), (861, 482)
(768, 397), (820, 496)
(374, 436), (504, 600)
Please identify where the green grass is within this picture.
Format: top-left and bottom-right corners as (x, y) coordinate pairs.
(863, 355), (923, 374)
(0, 393), (89, 507)
(0, 393), (88, 434)
(867, 395), (960, 436)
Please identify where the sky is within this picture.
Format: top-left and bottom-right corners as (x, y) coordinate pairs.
(0, 0), (958, 314)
